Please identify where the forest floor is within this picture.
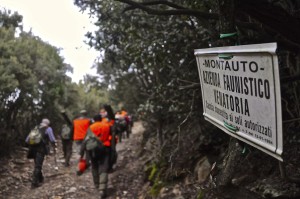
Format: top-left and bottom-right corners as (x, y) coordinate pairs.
(0, 121), (149, 199)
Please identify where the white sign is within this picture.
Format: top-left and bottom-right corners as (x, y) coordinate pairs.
(194, 43), (282, 161)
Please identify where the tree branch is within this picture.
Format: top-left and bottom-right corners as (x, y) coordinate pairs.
(281, 74), (300, 82)
(179, 83), (200, 90)
(236, 21), (300, 49)
(115, 0), (219, 19)
(124, 0), (186, 12)
(237, 0), (300, 47)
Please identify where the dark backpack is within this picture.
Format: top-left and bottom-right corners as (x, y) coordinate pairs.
(61, 124), (71, 140)
(116, 119), (127, 132)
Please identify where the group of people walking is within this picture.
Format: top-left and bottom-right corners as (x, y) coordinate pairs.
(25, 105), (132, 198)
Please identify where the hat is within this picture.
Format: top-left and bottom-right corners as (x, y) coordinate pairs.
(40, 118), (50, 127)
(93, 114), (102, 122)
(80, 110), (87, 114)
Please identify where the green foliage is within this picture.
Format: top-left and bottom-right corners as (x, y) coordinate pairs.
(76, 79), (110, 116)
(74, 0), (207, 122)
(74, 1), (300, 191)
(0, 11), (70, 155)
(108, 73), (145, 113)
(148, 163), (158, 181)
(0, 10), (108, 156)
(146, 163), (164, 197)
(197, 190), (205, 199)
(0, 9), (23, 29)
(149, 178), (164, 197)
(0, 22), (68, 152)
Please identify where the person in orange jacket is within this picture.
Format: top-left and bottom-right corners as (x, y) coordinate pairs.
(72, 110), (93, 154)
(99, 108), (108, 122)
(79, 114), (111, 198)
(117, 108), (132, 139)
(101, 105), (118, 171)
(120, 108), (128, 118)
(100, 107), (115, 127)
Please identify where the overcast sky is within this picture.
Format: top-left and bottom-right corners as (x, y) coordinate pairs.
(1, 0), (99, 82)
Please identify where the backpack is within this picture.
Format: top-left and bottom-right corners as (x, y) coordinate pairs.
(61, 125), (71, 140)
(85, 128), (104, 151)
(116, 119), (127, 130)
(27, 127), (43, 145)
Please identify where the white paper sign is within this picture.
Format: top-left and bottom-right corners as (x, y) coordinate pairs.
(194, 43), (283, 161)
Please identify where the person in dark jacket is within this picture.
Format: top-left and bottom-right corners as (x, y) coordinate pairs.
(26, 118), (56, 188)
(61, 124), (73, 167)
(60, 109), (74, 167)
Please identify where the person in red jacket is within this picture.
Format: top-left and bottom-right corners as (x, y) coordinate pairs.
(80, 114), (111, 198)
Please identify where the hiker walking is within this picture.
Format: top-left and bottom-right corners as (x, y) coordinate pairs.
(72, 109), (92, 154)
(100, 107), (109, 123)
(61, 124), (73, 167)
(115, 111), (128, 141)
(79, 114), (112, 198)
(25, 118), (56, 188)
(60, 110), (74, 167)
(101, 104), (118, 171)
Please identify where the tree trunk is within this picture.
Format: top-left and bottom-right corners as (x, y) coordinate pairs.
(215, 0), (245, 187)
(157, 114), (164, 150)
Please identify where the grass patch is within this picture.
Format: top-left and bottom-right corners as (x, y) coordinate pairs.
(146, 163), (165, 196)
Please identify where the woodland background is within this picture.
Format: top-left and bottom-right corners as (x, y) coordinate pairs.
(1, 0), (300, 198)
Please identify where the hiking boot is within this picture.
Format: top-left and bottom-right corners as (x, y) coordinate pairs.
(39, 176), (44, 183)
(98, 190), (106, 199)
(31, 183), (40, 189)
(108, 168), (114, 173)
(64, 162), (70, 167)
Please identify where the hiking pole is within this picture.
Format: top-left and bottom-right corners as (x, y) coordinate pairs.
(61, 110), (72, 126)
(53, 146), (58, 171)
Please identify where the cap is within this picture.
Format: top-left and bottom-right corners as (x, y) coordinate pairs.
(80, 110), (87, 114)
(40, 118), (50, 127)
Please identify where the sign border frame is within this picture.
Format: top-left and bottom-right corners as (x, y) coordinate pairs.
(194, 43), (283, 161)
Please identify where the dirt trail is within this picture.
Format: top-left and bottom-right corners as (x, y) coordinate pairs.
(0, 121), (146, 199)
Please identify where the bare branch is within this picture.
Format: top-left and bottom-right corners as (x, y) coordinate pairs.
(115, 0), (219, 19)
(123, 0), (186, 12)
(238, 0), (300, 47)
(281, 74), (300, 82)
(177, 78), (199, 84)
(179, 83), (200, 90)
(169, 90), (196, 171)
(283, 117), (300, 124)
